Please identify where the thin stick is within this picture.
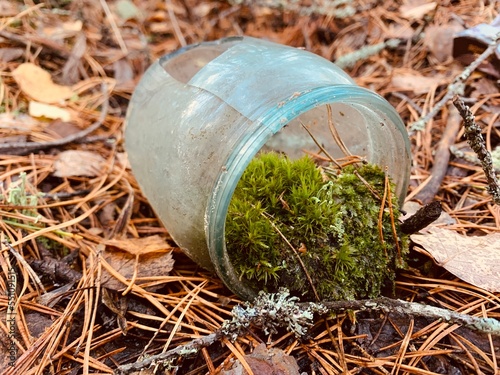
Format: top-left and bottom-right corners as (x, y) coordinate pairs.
(353, 170), (382, 201)
(452, 96), (500, 205)
(3, 241), (46, 293)
(414, 105), (462, 204)
(378, 171), (388, 249)
(114, 293), (500, 375)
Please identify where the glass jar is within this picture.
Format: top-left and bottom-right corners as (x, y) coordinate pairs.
(125, 36), (411, 300)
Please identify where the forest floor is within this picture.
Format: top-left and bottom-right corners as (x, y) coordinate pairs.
(0, 0), (499, 374)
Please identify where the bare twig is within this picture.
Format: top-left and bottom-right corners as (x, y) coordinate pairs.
(114, 332), (222, 375)
(335, 39), (400, 69)
(409, 35), (500, 132)
(114, 290), (500, 375)
(452, 96), (500, 205)
(391, 92), (423, 115)
(3, 241), (46, 293)
(0, 29), (72, 59)
(228, 0), (357, 18)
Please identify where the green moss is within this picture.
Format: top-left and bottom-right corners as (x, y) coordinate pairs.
(225, 152), (408, 301)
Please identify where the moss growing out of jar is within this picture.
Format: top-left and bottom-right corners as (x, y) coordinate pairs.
(225, 152), (408, 301)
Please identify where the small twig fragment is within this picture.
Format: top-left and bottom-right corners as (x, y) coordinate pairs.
(261, 211), (320, 301)
(400, 201), (442, 234)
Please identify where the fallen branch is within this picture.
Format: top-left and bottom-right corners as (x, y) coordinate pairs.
(409, 34), (500, 132)
(452, 96), (500, 205)
(114, 289), (500, 375)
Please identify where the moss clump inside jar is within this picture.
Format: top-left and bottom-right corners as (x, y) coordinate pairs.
(225, 152), (409, 301)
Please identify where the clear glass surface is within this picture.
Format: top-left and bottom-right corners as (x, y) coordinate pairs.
(125, 36), (411, 299)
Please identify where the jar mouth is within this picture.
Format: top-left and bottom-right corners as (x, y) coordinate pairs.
(206, 85), (411, 300)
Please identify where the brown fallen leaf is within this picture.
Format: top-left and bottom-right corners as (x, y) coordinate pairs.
(104, 235), (172, 256)
(12, 63), (74, 104)
(221, 343), (300, 375)
(42, 20), (83, 40)
(411, 227), (500, 292)
(53, 150), (106, 178)
(45, 119), (82, 139)
(391, 71), (446, 94)
(100, 236), (174, 291)
(423, 24), (464, 63)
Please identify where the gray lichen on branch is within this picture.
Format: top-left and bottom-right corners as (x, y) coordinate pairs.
(221, 288), (328, 341)
(409, 34), (500, 132)
(114, 289), (500, 375)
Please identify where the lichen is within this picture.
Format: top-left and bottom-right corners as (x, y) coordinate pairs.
(225, 152), (408, 301)
(221, 288), (328, 340)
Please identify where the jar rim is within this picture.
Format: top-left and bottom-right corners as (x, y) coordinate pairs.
(205, 84), (411, 300)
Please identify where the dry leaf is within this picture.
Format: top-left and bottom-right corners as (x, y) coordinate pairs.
(104, 235), (171, 256)
(53, 150), (106, 178)
(391, 72), (445, 94)
(411, 227), (500, 292)
(42, 20), (83, 39)
(221, 343), (300, 375)
(12, 63), (74, 104)
(100, 236), (174, 291)
(115, 0), (143, 20)
(116, 152), (131, 169)
(29, 101), (72, 121)
(424, 24), (463, 63)
(46, 119), (81, 139)
(0, 0), (19, 17)
(0, 113), (37, 131)
(400, 1), (436, 20)
(193, 3), (213, 17)
(0, 47), (24, 62)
